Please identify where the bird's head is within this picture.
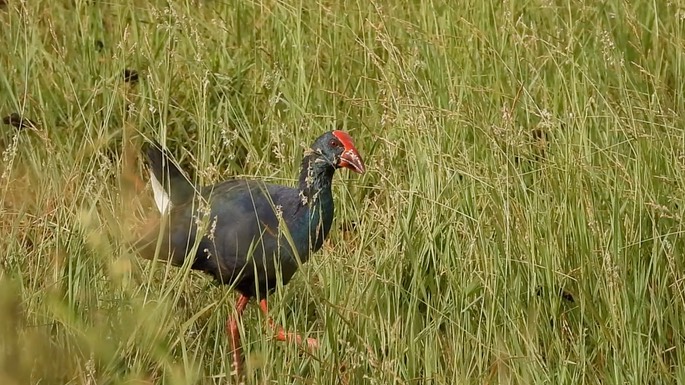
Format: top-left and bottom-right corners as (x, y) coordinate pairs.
(311, 130), (366, 174)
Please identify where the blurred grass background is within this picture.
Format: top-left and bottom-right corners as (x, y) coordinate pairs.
(1, 0), (685, 384)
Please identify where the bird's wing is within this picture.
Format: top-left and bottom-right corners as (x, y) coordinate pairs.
(140, 180), (286, 262)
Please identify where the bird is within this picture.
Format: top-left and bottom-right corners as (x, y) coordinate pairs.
(135, 130), (365, 377)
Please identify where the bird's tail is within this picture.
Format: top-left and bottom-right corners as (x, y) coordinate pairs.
(143, 140), (196, 213)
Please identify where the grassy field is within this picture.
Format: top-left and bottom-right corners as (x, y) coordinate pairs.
(1, 0), (684, 384)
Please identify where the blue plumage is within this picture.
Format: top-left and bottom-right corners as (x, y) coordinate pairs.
(135, 131), (365, 377)
(138, 131), (363, 298)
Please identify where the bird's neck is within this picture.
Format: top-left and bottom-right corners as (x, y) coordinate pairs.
(298, 154), (335, 205)
(296, 154), (336, 254)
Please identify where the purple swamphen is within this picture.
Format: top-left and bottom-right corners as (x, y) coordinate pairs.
(135, 131), (365, 376)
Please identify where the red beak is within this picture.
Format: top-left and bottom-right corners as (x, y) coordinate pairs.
(332, 130), (365, 174)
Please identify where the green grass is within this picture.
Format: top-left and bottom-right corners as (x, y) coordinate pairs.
(1, 0), (684, 383)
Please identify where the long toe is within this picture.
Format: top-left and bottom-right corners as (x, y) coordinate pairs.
(273, 326), (318, 351)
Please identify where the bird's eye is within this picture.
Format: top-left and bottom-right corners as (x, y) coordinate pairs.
(329, 139), (341, 147)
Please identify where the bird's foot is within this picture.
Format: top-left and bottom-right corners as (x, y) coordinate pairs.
(259, 299), (318, 352)
(274, 328), (319, 351)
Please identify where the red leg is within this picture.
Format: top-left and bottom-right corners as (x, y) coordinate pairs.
(258, 299), (318, 350)
(226, 294), (251, 377)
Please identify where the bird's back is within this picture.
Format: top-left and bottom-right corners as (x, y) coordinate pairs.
(138, 178), (328, 298)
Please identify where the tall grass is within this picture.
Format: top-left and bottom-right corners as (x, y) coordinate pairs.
(1, 0), (684, 383)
